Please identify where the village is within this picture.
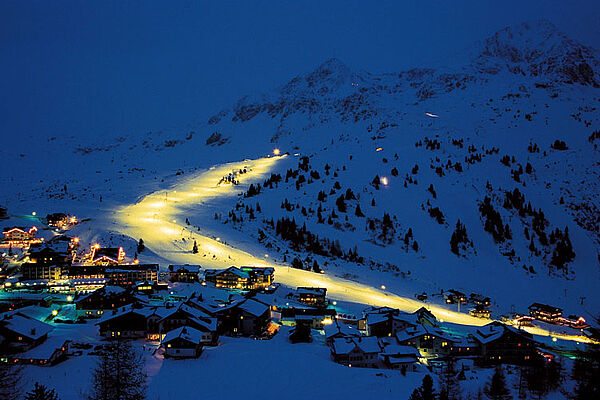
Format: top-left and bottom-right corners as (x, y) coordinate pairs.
(0, 211), (595, 385)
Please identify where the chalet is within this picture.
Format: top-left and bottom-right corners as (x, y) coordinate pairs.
(2, 226), (38, 246)
(331, 336), (382, 368)
(445, 290), (467, 304)
(215, 298), (271, 336)
(396, 325), (458, 359)
(361, 306), (437, 337)
(0, 312), (53, 352)
(105, 264), (159, 286)
(7, 336), (69, 366)
(89, 246), (125, 265)
(46, 213), (77, 229)
(75, 286), (137, 318)
(96, 307), (149, 338)
(449, 338), (480, 358)
(158, 304), (218, 345)
(204, 266), (274, 290)
(161, 326), (204, 358)
(280, 307), (337, 329)
(528, 303), (562, 323)
(168, 264), (201, 283)
(472, 321), (537, 365)
(469, 305), (491, 319)
(28, 247), (69, 266)
(470, 293), (491, 307)
(378, 338), (421, 371)
(20, 263), (63, 281)
(364, 310), (418, 337)
(324, 319), (361, 346)
(296, 287), (327, 307)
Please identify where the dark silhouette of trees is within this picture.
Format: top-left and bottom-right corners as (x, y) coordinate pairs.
(450, 220), (471, 255)
(485, 366), (511, 400)
(87, 340), (147, 400)
(25, 382), (60, 400)
(137, 239), (145, 253)
(409, 375), (435, 400)
(0, 364), (22, 400)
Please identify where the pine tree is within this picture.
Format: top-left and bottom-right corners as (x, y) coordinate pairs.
(137, 239), (145, 253)
(87, 340), (147, 400)
(192, 240), (198, 254)
(25, 382), (59, 400)
(312, 260), (321, 273)
(355, 204), (365, 217)
(0, 365), (22, 400)
(421, 375), (435, 400)
(485, 366), (511, 400)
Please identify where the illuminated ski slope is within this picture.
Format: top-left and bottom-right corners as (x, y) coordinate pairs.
(115, 155), (595, 344)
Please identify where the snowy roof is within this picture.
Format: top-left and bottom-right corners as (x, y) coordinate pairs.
(296, 287), (326, 296)
(76, 285), (126, 302)
(14, 335), (68, 360)
(379, 354), (419, 365)
(0, 313), (53, 341)
(366, 313), (388, 326)
(324, 321), (360, 339)
(473, 322), (531, 344)
(162, 326), (205, 345)
(332, 336), (380, 355)
(379, 343), (420, 357)
(395, 325), (457, 343)
(170, 264), (201, 273)
(366, 310), (419, 327)
(238, 299), (269, 317)
(95, 305), (146, 324)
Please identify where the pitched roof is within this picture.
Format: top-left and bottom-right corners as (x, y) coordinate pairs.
(238, 298), (269, 317)
(296, 287), (327, 296)
(162, 326), (205, 345)
(0, 313), (53, 340)
(14, 335), (68, 360)
(473, 322), (532, 344)
(396, 325), (457, 343)
(324, 320), (360, 339)
(332, 336), (380, 355)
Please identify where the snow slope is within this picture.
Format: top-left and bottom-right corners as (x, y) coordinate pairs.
(2, 20), (600, 319)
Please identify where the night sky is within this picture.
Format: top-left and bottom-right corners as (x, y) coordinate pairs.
(1, 1), (599, 141)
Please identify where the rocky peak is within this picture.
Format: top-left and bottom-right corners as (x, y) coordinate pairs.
(468, 20), (599, 86)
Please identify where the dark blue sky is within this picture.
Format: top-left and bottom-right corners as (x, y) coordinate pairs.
(1, 1), (599, 140)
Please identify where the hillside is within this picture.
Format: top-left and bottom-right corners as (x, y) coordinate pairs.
(2, 20), (599, 317)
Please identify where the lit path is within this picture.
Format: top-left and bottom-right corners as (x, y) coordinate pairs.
(115, 155), (595, 344)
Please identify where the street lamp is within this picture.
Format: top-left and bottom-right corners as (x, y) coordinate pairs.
(381, 285), (386, 290)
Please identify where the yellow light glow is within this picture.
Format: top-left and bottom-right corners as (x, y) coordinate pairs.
(273, 148), (280, 155)
(381, 177), (389, 186)
(111, 154), (597, 346)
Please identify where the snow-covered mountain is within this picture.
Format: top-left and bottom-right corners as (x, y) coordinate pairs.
(2, 20), (599, 316)
(198, 20), (600, 315)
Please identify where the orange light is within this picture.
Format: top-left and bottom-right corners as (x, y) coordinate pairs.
(273, 148), (280, 156)
(376, 147), (383, 152)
